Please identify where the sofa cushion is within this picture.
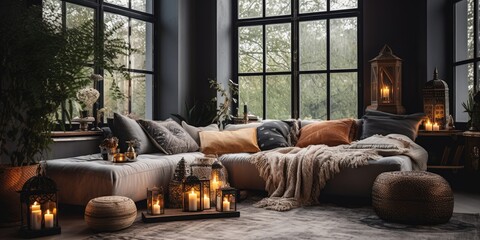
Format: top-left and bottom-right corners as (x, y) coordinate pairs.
(137, 119), (199, 154)
(113, 113), (157, 154)
(257, 121), (291, 150)
(199, 128), (261, 155)
(361, 110), (425, 140)
(224, 122), (262, 131)
(296, 119), (356, 147)
(181, 121), (219, 145)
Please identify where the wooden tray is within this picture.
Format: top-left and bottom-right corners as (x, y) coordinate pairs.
(141, 208), (240, 223)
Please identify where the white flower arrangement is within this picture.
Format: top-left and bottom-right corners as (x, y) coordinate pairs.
(76, 87), (100, 109)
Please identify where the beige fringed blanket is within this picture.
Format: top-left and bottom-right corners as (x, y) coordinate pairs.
(250, 134), (428, 211)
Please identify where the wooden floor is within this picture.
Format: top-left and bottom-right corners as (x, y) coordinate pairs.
(1, 190), (478, 240)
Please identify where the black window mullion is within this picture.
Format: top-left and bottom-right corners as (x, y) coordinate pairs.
(474, 0), (478, 91)
(262, 24), (267, 119)
(326, 17), (331, 120)
(96, 0), (104, 114)
(292, 0), (299, 119)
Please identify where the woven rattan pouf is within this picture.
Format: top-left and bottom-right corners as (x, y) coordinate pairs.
(85, 196), (137, 232)
(372, 171), (453, 224)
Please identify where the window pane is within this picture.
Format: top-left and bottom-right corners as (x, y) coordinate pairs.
(238, 0), (263, 19)
(455, 64), (475, 122)
(330, 17), (357, 69)
(131, 19), (153, 71)
(132, 0), (153, 14)
(104, 72), (151, 119)
(104, 0), (128, 8)
(330, 0), (358, 11)
(300, 74), (327, 119)
(266, 75), (291, 119)
(299, 0), (327, 13)
(330, 72), (357, 119)
(300, 20), (326, 71)
(66, 2), (94, 29)
(266, 0), (291, 17)
(266, 24), (291, 72)
(239, 76), (263, 118)
(104, 13), (129, 69)
(239, 26), (263, 73)
(43, 0), (62, 27)
(455, 0), (474, 61)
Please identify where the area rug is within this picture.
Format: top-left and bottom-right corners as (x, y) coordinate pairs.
(86, 200), (480, 240)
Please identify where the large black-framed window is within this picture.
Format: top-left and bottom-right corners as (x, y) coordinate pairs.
(234, 0), (362, 120)
(43, 0), (155, 119)
(454, 0), (479, 122)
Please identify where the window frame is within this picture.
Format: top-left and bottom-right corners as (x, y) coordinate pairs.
(47, 0), (156, 118)
(453, 0), (479, 123)
(233, 0), (363, 120)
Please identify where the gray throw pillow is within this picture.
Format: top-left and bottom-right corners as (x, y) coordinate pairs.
(361, 110), (425, 140)
(113, 113), (157, 154)
(137, 119), (199, 154)
(257, 121), (290, 151)
(181, 121), (219, 145)
(224, 122), (262, 131)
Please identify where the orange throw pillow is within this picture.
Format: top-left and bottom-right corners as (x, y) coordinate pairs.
(199, 128), (261, 155)
(296, 119), (356, 147)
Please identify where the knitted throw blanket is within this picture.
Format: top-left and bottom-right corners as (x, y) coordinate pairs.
(249, 134), (428, 211)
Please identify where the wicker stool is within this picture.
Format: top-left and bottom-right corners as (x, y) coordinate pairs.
(372, 171), (453, 224)
(85, 196), (137, 232)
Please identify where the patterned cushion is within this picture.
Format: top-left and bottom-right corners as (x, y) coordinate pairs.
(256, 121), (290, 151)
(137, 119), (199, 154)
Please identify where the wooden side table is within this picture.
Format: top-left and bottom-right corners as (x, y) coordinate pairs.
(416, 130), (465, 170)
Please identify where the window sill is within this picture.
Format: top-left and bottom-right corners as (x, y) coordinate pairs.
(51, 131), (103, 142)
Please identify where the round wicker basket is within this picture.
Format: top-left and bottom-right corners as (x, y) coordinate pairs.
(372, 171), (453, 224)
(85, 196), (137, 232)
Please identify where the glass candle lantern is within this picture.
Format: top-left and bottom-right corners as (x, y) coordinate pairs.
(210, 161), (226, 201)
(19, 166), (61, 238)
(201, 179), (211, 209)
(423, 68), (449, 130)
(147, 186), (165, 215)
(182, 176), (204, 212)
(367, 44), (405, 114)
(215, 187), (237, 212)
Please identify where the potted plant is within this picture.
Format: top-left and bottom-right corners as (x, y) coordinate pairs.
(0, 0), (129, 225)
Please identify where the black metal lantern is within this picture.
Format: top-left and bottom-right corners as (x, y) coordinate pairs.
(182, 176), (204, 212)
(200, 179), (211, 210)
(147, 186), (164, 215)
(423, 68), (449, 130)
(210, 161), (226, 198)
(19, 167), (61, 238)
(215, 187), (237, 212)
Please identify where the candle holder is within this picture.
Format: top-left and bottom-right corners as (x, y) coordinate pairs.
(182, 176), (204, 212)
(18, 164), (61, 238)
(201, 179), (211, 210)
(147, 186), (165, 215)
(215, 187), (237, 212)
(210, 160), (227, 205)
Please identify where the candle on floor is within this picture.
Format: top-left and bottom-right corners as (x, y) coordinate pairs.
(222, 198), (230, 212)
(203, 194), (210, 209)
(188, 188), (197, 211)
(44, 210), (54, 228)
(433, 122), (440, 131)
(153, 200), (161, 215)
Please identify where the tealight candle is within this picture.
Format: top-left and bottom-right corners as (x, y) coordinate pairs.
(203, 194), (210, 209)
(153, 200), (161, 215)
(44, 210), (54, 228)
(188, 188), (197, 211)
(222, 198), (230, 212)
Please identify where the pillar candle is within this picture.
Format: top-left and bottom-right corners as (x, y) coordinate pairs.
(152, 200), (161, 215)
(44, 210), (54, 228)
(31, 209), (42, 230)
(188, 188), (197, 211)
(222, 198), (230, 212)
(433, 123), (440, 131)
(203, 194), (210, 209)
(425, 121), (433, 131)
